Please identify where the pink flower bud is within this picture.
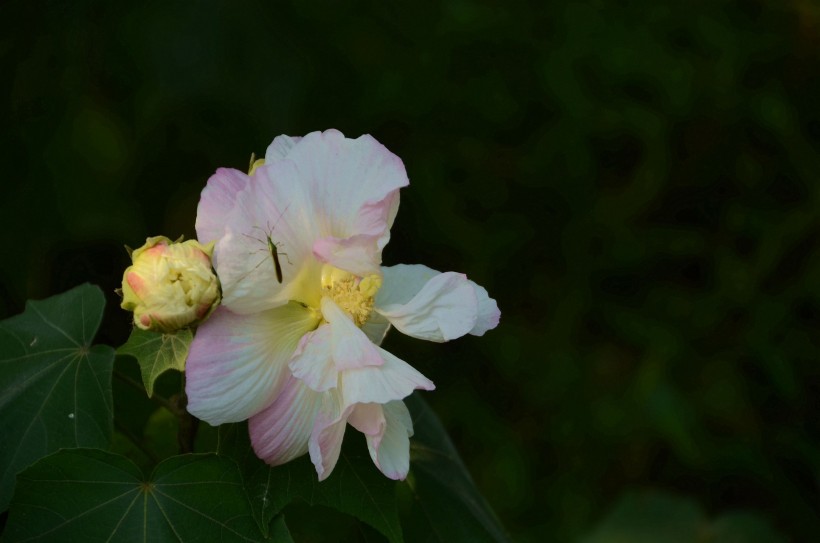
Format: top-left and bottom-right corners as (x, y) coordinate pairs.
(120, 236), (220, 332)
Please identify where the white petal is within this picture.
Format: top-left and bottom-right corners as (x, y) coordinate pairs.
(361, 312), (391, 346)
(288, 324), (337, 392)
(249, 375), (323, 466)
(321, 297), (383, 370)
(216, 130), (406, 313)
(469, 282), (501, 336)
(195, 168), (249, 247)
(214, 171), (320, 313)
(264, 135), (301, 162)
(375, 264), (437, 307)
(185, 303), (317, 425)
(376, 191), (400, 252)
(279, 130), (409, 244)
(340, 347), (434, 407)
(376, 265), (479, 342)
(367, 401), (413, 480)
(348, 403), (385, 437)
(308, 390), (351, 481)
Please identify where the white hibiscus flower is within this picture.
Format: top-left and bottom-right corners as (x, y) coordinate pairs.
(186, 130), (499, 480)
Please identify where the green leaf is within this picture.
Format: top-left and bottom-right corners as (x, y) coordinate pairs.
(3, 448), (275, 542)
(0, 283), (114, 512)
(218, 420), (403, 542)
(581, 490), (787, 543)
(268, 515), (295, 543)
(402, 394), (511, 543)
(117, 328), (192, 397)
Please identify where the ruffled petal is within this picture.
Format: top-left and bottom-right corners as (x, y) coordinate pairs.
(469, 283), (501, 336)
(261, 130), (408, 249)
(367, 401), (413, 480)
(279, 130), (409, 244)
(249, 375), (323, 466)
(288, 324), (337, 392)
(312, 190), (401, 276)
(185, 303), (319, 425)
(346, 401), (413, 480)
(214, 130), (405, 314)
(195, 168), (249, 248)
(376, 264), (480, 342)
(321, 297), (383, 370)
(340, 347), (434, 407)
(374, 264), (437, 307)
(308, 391), (350, 481)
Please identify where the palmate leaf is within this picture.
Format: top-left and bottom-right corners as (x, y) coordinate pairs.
(218, 420), (403, 542)
(3, 449), (285, 542)
(117, 328), (192, 397)
(402, 394), (511, 543)
(0, 283), (114, 511)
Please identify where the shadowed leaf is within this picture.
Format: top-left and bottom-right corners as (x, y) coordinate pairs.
(3, 449), (283, 541)
(0, 283), (114, 512)
(402, 394), (511, 543)
(218, 420), (403, 542)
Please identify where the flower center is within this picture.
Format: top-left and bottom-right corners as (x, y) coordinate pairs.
(320, 264), (381, 327)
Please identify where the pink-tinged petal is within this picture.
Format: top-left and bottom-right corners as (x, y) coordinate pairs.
(185, 303), (318, 425)
(362, 312), (391, 347)
(366, 401), (413, 480)
(249, 375), (323, 466)
(269, 130), (408, 243)
(308, 391), (351, 481)
(313, 235), (381, 277)
(288, 324), (337, 392)
(196, 168), (249, 247)
(340, 347), (434, 407)
(470, 283), (501, 336)
(376, 264), (479, 343)
(321, 297), (383, 370)
(348, 403), (386, 438)
(264, 134), (302, 162)
(313, 189), (400, 275)
(214, 170), (319, 313)
(352, 189), (402, 250)
(215, 130), (408, 313)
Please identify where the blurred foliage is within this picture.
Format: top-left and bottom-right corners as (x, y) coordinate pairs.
(581, 490), (787, 543)
(2, 0), (819, 541)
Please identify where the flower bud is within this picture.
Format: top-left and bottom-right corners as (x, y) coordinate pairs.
(120, 236), (220, 332)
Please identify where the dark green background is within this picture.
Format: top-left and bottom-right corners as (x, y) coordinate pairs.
(2, 1), (819, 541)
